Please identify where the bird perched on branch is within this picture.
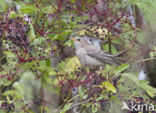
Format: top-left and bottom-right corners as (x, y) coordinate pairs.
(70, 36), (127, 68)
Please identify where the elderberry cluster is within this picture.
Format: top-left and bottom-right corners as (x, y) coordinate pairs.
(0, 17), (30, 48)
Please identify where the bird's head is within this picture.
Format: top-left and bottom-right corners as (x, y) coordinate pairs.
(70, 36), (89, 49)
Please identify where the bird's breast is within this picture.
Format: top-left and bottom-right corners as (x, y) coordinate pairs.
(76, 48), (104, 67)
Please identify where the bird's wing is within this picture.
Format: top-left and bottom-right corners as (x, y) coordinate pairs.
(86, 46), (119, 65)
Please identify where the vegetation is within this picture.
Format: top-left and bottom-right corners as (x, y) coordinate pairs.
(0, 0), (156, 113)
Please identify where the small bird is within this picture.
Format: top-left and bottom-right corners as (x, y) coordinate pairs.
(70, 36), (120, 68)
(82, 35), (102, 49)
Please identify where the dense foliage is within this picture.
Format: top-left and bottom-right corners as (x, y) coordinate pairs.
(0, 0), (156, 113)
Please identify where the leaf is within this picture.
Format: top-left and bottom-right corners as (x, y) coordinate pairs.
(102, 81), (116, 93)
(102, 44), (118, 54)
(57, 56), (81, 74)
(92, 103), (99, 113)
(0, 0), (7, 11)
(138, 80), (149, 86)
(9, 11), (18, 18)
(105, 64), (113, 72)
(60, 103), (73, 113)
(29, 23), (36, 41)
(112, 38), (122, 45)
(18, 5), (38, 14)
(121, 73), (156, 97)
(50, 34), (58, 40)
(49, 68), (57, 76)
(44, 106), (51, 113)
(2, 90), (15, 96)
(57, 30), (72, 41)
(64, 39), (74, 47)
(138, 80), (156, 98)
(115, 64), (130, 74)
(4, 51), (16, 58)
(142, 84), (156, 98)
(78, 86), (88, 99)
(121, 73), (138, 84)
(0, 110), (6, 113)
(32, 37), (45, 45)
(71, 0), (76, 3)
(145, 87), (156, 98)
(46, 59), (51, 67)
(111, 45), (118, 54)
(102, 43), (109, 52)
(1, 80), (12, 86)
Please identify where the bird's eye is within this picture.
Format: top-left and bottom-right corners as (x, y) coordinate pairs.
(89, 39), (92, 42)
(78, 39), (80, 41)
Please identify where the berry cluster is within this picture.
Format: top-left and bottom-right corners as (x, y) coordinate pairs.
(59, 67), (120, 108)
(0, 16), (30, 48)
(0, 15), (58, 80)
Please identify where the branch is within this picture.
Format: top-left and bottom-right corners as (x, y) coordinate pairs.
(68, 98), (92, 111)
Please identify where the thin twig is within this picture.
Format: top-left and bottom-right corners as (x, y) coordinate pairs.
(136, 57), (156, 63)
(114, 45), (132, 57)
(68, 98), (92, 111)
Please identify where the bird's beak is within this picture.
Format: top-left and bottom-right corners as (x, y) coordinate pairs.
(70, 37), (78, 42)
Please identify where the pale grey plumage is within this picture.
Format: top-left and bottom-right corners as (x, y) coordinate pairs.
(71, 36), (119, 67)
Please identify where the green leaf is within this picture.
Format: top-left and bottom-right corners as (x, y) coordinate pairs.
(49, 34), (58, 40)
(4, 51), (16, 57)
(115, 64), (130, 74)
(111, 45), (118, 54)
(29, 23), (36, 41)
(0, 110), (6, 113)
(92, 103), (99, 113)
(46, 59), (51, 67)
(105, 64), (113, 72)
(37, 60), (52, 72)
(121, 73), (138, 84)
(32, 37), (45, 45)
(49, 68), (57, 76)
(102, 44), (118, 54)
(102, 81), (116, 93)
(138, 80), (156, 98)
(112, 38), (122, 45)
(1, 80), (12, 86)
(60, 103), (73, 113)
(57, 30), (72, 41)
(78, 86), (88, 99)
(9, 11), (18, 18)
(145, 87), (156, 98)
(18, 5), (38, 14)
(0, 0), (7, 12)
(44, 106), (51, 113)
(2, 90), (15, 96)
(71, 0), (75, 3)
(57, 56), (81, 74)
(102, 43), (109, 52)
(64, 39), (73, 47)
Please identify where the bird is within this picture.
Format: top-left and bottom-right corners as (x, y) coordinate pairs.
(70, 36), (121, 68)
(82, 35), (102, 49)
